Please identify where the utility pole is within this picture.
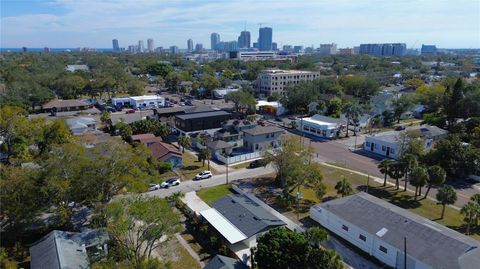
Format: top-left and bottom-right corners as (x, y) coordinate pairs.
(296, 185), (301, 220)
(404, 237), (407, 269)
(366, 174), (370, 193)
(226, 158), (229, 185)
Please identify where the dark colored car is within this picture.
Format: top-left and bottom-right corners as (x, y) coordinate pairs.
(126, 109), (136, 114)
(249, 159), (266, 168)
(394, 125), (406, 131)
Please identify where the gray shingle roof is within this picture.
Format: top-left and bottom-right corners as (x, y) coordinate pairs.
(176, 110), (231, 120)
(315, 192), (480, 269)
(242, 125), (283, 136)
(203, 255), (248, 269)
(213, 194), (286, 238)
(207, 140), (234, 150)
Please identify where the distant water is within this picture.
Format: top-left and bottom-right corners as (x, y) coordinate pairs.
(0, 48), (113, 53)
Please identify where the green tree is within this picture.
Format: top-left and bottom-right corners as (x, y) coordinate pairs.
(461, 202), (480, 235)
(335, 176), (353, 197)
(307, 248), (343, 269)
(399, 153), (418, 191)
(387, 161), (405, 190)
(436, 185), (457, 219)
(100, 110), (112, 126)
(409, 166), (428, 200)
(424, 165), (446, 199)
(38, 119), (72, 154)
(146, 62), (174, 77)
(105, 195), (181, 267)
(178, 135), (191, 153)
(116, 121), (133, 141)
(199, 148), (211, 169)
(304, 227), (328, 247)
(326, 97), (342, 118)
(200, 74), (220, 99)
(342, 101), (362, 137)
(378, 159), (395, 186)
(391, 94), (414, 123)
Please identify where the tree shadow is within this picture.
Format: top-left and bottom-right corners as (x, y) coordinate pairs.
(447, 224), (480, 238)
(182, 165), (201, 171)
(389, 194), (421, 209)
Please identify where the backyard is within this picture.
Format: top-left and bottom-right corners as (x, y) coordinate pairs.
(196, 184), (236, 206)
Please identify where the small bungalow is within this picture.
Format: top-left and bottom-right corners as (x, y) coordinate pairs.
(206, 140), (234, 157)
(42, 99), (91, 113)
(130, 133), (163, 146)
(203, 254), (248, 269)
(66, 117), (96, 135)
(149, 141), (182, 167)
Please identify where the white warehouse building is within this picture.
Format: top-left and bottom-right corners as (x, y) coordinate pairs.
(111, 95), (165, 109)
(310, 192), (480, 269)
(295, 114), (344, 138)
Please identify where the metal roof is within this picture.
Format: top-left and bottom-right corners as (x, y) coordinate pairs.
(203, 254), (248, 269)
(176, 110), (231, 120)
(200, 208), (247, 244)
(313, 192), (480, 269)
(212, 194), (286, 238)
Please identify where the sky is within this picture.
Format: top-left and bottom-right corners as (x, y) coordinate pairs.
(1, 0), (479, 49)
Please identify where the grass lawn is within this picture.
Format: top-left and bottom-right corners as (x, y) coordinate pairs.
(231, 161), (251, 170)
(169, 238), (201, 269)
(180, 233), (212, 263)
(196, 184), (235, 206)
(178, 152), (217, 180)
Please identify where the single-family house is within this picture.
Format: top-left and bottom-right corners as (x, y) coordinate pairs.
(42, 99), (91, 113)
(200, 194), (286, 265)
(243, 125), (284, 152)
(310, 192), (480, 269)
(364, 125), (448, 159)
(29, 229), (109, 269)
(130, 133), (163, 146)
(296, 114), (344, 138)
(213, 87), (240, 99)
(203, 255), (248, 269)
(175, 110), (232, 134)
(66, 117), (96, 135)
(206, 140), (234, 157)
(214, 119), (256, 147)
(149, 142), (182, 167)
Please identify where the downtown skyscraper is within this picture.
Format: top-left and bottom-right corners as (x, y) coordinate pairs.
(147, 38), (154, 52)
(258, 27), (272, 51)
(112, 39), (119, 52)
(187, 39), (193, 51)
(138, 40), (144, 53)
(211, 33), (220, 50)
(238, 31), (251, 48)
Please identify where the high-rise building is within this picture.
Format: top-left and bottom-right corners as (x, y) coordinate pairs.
(359, 43), (406, 56)
(238, 31), (251, 48)
(187, 39), (194, 51)
(258, 27), (272, 51)
(147, 38), (154, 52)
(318, 43), (337, 55)
(138, 40), (144, 53)
(338, 48), (355, 55)
(44, 47), (50, 53)
(112, 39), (120, 52)
(272, 42), (278, 51)
(211, 33), (220, 50)
(294, 46), (303, 53)
(170, 46), (179, 54)
(128, 45), (137, 53)
(22, 47), (27, 52)
(421, 44), (437, 55)
(195, 43), (203, 52)
(282, 45), (292, 52)
(253, 42), (259, 49)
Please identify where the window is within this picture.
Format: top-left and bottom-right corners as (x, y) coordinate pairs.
(359, 234), (366, 241)
(342, 225), (349, 231)
(255, 144), (259, 150)
(374, 144), (379, 149)
(366, 142), (371, 147)
(391, 149), (395, 154)
(382, 145), (386, 151)
(270, 133), (275, 138)
(266, 134), (269, 138)
(379, 246), (388, 254)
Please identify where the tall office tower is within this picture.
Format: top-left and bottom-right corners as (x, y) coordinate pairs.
(272, 42), (278, 51)
(187, 39), (194, 51)
(112, 39), (120, 52)
(238, 31), (251, 48)
(283, 45), (292, 52)
(170, 46), (178, 54)
(253, 42), (259, 49)
(44, 47), (50, 52)
(211, 33), (220, 50)
(138, 40), (144, 53)
(359, 43), (406, 56)
(421, 44), (437, 55)
(195, 43), (203, 52)
(147, 38), (154, 52)
(258, 27), (272, 51)
(318, 43), (337, 55)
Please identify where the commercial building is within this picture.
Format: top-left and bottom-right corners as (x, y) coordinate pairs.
(256, 69), (320, 96)
(359, 43), (406, 56)
(147, 38), (154, 52)
(211, 33), (221, 50)
(234, 51), (276, 61)
(174, 110), (232, 133)
(318, 43), (337, 55)
(42, 99), (91, 113)
(187, 39), (194, 51)
(170, 45), (179, 54)
(111, 95), (165, 109)
(112, 39), (119, 52)
(421, 44), (437, 55)
(295, 114), (344, 138)
(310, 192), (480, 269)
(293, 45), (303, 53)
(215, 41), (238, 52)
(363, 125), (448, 159)
(195, 43), (203, 52)
(238, 31), (251, 48)
(258, 27), (273, 51)
(339, 48), (355, 55)
(255, 100), (286, 116)
(272, 42), (278, 51)
(138, 40), (144, 53)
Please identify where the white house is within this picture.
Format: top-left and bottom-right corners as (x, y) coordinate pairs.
(112, 95), (165, 109)
(65, 117), (96, 135)
(310, 192), (480, 269)
(364, 125), (448, 159)
(296, 114), (344, 138)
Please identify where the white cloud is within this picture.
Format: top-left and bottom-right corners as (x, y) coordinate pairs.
(1, 0), (479, 48)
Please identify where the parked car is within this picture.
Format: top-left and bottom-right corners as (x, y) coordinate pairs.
(257, 120), (266, 126)
(161, 178), (181, 188)
(249, 159), (266, 168)
(275, 117), (282, 122)
(288, 115), (297, 120)
(185, 100), (193, 106)
(195, 171), (213, 180)
(394, 125), (406, 131)
(149, 183), (160, 191)
(126, 109), (136, 114)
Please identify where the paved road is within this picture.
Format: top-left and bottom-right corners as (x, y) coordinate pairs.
(147, 165), (275, 198)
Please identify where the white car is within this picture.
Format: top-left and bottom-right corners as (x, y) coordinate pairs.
(161, 178), (181, 188)
(149, 183), (161, 191)
(195, 171), (213, 180)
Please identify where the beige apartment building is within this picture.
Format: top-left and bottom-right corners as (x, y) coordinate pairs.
(256, 69), (320, 96)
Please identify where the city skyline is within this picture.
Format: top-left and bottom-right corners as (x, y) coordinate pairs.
(1, 0), (479, 49)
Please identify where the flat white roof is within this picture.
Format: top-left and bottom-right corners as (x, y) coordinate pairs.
(129, 95), (164, 101)
(200, 208), (247, 244)
(256, 100), (282, 108)
(299, 117), (339, 128)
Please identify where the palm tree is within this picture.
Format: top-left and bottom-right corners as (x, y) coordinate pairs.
(199, 148), (211, 169)
(387, 162), (405, 190)
(424, 165), (446, 199)
(304, 227), (329, 247)
(378, 159), (395, 186)
(335, 176), (353, 197)
(178, 135), (191, 153)
(399, 153), (418, 191)
(461, 202), (480, 235)
(409, 166), (428, 200)
(436, 185), (457, 219)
